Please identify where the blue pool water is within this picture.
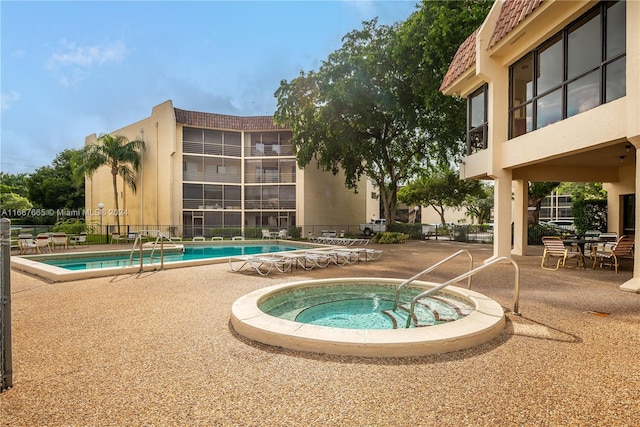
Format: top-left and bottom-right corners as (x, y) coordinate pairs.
(40, 244), (301, 271)
(259, 283), (473, 330)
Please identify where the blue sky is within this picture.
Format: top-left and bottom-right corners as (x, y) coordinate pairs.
(1, 0), (419, 175)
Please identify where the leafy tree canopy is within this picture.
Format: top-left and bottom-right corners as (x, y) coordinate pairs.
(274, 1), (492, 222)
(557, 182), (606, 201)
(398, 167), (484, 225)
(463, 182), (493, 224)
(0, 172), (30, 198)
(27, 149), (84, 211)
(274, 19), (427, 222)
(396, 0), (494, 164)
(0, 191), (32, 211)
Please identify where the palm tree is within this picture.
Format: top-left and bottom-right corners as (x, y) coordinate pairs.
(74, 134), (145, 231)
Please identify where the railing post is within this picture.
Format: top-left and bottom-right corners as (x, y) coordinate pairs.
(1, 218), (14, 390)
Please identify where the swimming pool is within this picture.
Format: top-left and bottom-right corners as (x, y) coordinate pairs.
(12, 241), (317, 282)
(41, 244), (300, 270)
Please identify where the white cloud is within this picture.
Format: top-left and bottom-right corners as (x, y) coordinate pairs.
(0, 91), (20, 111)
(49, 39), (126, 68)
(46, 39), (127, 87)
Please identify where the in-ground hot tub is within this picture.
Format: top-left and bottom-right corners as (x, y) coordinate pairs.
(231, 277), (505, 357)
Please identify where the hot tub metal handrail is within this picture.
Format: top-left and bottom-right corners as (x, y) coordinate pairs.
(392, 249), (473, 310)
(404, 256), (520, 328)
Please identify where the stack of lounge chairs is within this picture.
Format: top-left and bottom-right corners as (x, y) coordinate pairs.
(308, 236), (370, 246)
(229, 246), (383, 275)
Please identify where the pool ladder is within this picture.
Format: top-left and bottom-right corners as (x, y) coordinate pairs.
(129, 230), (175, 271)
(393, 251), (520, 328)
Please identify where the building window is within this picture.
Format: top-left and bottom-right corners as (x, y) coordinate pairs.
(182, 127), (241, 157)
(246, 132), (293, 157)
(509, 0), (626, 138)
(467, 84), (488, 154)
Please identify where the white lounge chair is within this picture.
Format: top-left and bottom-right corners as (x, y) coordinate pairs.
(300, 251), (333, 269)
(308, 248), (359, 266)
(229, 254), (292, 276)
(360, 248), (383, 261)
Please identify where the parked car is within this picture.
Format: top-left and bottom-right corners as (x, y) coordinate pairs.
(546, 220), (575, 232)
(359, 219), (387, 236)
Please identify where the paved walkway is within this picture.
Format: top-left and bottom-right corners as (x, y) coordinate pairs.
(2, 240), (639, 425)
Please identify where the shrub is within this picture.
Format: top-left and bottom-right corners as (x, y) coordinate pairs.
(572, 199), (607, 235)
(289, 226), (302, 239)
(528, 223), (564, 245)
(388, 222), (422, 239)
(52, 219), (86, 235)
(372, 232), (409, 244)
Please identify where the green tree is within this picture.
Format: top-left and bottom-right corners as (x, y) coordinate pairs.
(529, 182), (560, 225)
(398, 167), (484, 225)
(464, 182), (493, 224)
(557, 182), (607, 235)
(557, 182), (607, 200)
(0, 172), (30, 198)
(0, 191), (32, 211)
(73, 134), (145, 231)
(27, 149), (84, 212)
(274, 19), (427, 222)
(1, 172), (34, 218)
(396, 0), (493, 163)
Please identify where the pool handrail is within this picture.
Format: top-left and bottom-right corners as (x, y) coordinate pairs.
(392, 249), (473, 310)
(128, 230), (175, 270)
(403, 256), (520, 328)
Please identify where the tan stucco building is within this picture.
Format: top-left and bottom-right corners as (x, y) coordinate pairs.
(84, 100), (373, 239)
(440, 0), (639, 291)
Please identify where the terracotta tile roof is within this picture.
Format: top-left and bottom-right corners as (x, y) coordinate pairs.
(440, 0), (544, 92)
(174, 108), (288, 131)
(489, 0), (543, 48)
(439, 28), (479, 92)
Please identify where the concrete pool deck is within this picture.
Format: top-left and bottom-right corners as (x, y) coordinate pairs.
(2, 240), (640, 425)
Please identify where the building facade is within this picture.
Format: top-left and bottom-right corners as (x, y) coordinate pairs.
(540, 192), (574, 223)
(440, 0), (640, 292)
(84, 100), (372, 238)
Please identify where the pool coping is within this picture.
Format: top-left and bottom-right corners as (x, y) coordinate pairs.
(11, 240), (323, 282)
(231, 277), (506, 358)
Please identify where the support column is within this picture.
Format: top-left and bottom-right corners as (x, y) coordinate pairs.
(490, 170), (513, 261)
(511, 179), (528, 256)
(620, 137), (640, 293)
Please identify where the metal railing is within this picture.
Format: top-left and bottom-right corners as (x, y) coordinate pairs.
(392, 249), (473, 310)
(1, 218), (13, 391)
(402, 256), (521, 328)
(128, 230), (177, 271)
